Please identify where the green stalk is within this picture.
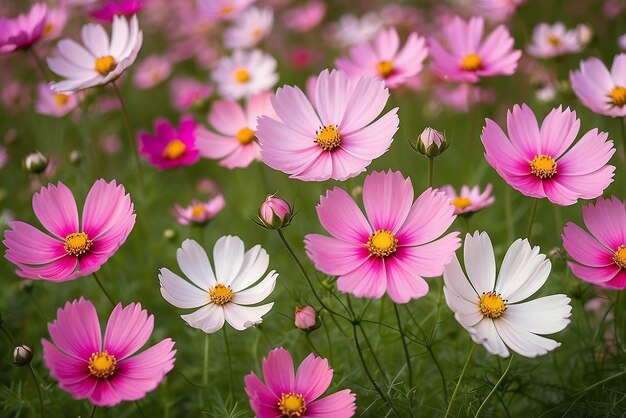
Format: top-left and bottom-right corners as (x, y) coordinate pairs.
(445, 343), (476, 418)
(474, 354), (514, 417)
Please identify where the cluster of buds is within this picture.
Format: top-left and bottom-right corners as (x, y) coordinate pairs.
(410, 127), (449, 158)
(258, 194), (293, 230)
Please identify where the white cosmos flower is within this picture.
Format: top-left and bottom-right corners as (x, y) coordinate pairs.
(527, 22), (581, 59)
(159, 236), (277, 333)
(224, 7), (273, 49)
(212, 49), (278, 100)
(47, 15), (143, 93)
(443, 231), (572, 358)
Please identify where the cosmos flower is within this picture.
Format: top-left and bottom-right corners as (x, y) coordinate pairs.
(429, 15), (521, 83)
(3, 180), (135, 282)
(139, 116), (200, 170)
(443, 231), (572, 358)
(42, 298), (175, 406)
(570, 54), (626, 117)
(258, 69), (398, 181)
(196, 92), (276, 169)
(305, 170), (460, 303)
(244, 348), (356, 418)
(527, 22), (581, 58)
(282, 2), (326, 32)
(481, 104), (615, 206)
(336, 27), (428, 88)
(440, 184), (495, 215)
(41, 6), (67, 41)
(476, 0), (525, 22)
(159, 237), (278, 333)
(331, 13), (383, 47)
(562, 197), (626, 289)
(172, 194), (225, 226)
(224, 7), (273, 49)
(47, 15), (143, 93)
(132, 55), (172, 89)
(212, 49), (278, 99)
(199, 0), (255, 21)
(89, 0), (142, 22)
(35, 83), (79, 117)
(0, 3), (48, 54)
(169, 77), (213, 111)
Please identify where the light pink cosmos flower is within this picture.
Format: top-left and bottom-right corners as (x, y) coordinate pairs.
(258, 69), (399, 181)
(139, 116), (200, 170)
(169, 77), (213, 110)
(527, 22), (581, 59)
(476, 0), (525, 22)
(199, 0), (255, 21)
(305, 170), (460, 303)
(481, 104), (615, 206)
(41, 7), (68, 41)
(433, 82), (495, 112)
(0, 3), (47, 54)
(35, 83), (79, 117)
(336, 27), (428, 89)
(197, 92), (276, 169)
(224, 6), (273, 49)
(562, 197), (626, 289)
(440, 184), (495, 215)
(42, 298), (175, 407)
(244, 348), (356, 418)
(570, 54), (626, 118)
(212, 49), (278, 100)
(132, 55), (172, 90)
(429, 15), (521, 83)
(173, 194), (225, 226)
(282, 1), (326, 32)
(3, 180), (135, 282)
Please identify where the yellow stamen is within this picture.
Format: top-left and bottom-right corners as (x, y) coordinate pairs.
(234, 68), (250, 83)
(94, 55), (117, 76)
(613, 245), (626, 270)
(609, 86), (626, 107)
(53, 93), (70, 107)
(209, 283), (234, 305)
(460, 53), (482, 71)
(88, 351), (117, 379)
(278, 392), (307, 417)
(162, 139), (186, 160)
(44, 22), (54, 36)
(548, 35), (561, 47)
(64, 232), (92, 256)
(376, 60), (394, 78)
(315, 125), (341, 151)
(367, 229), (398, 258)
(252, 28), (263, 38)
(236, 127), (256, 145)
(191, 204), (205, 218)
(530, 155), (557, 179)
(478, 291), (507, 319)
(221, 5), (235, 15)
(452, 197), (472, 210)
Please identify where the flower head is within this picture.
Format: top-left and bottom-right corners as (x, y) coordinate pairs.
(527, 22), (581, 59)
(294, 306), (317, 330)
(139, 116), (200, 170)
(169, 77), (213, 111)
(570, 54), (626, 117)
(258, 194), (292, 229)
(35, 83), (79, 117)
(224, 7), (273, 49)
(440, 184), (495, 215)
(3, 180), (135, 282)
(42, 298), (175, 406)
(172, 194), (225, 226)
(212, 49), (278, 99)
(132, 55), (171, 90)
(199, 0), (255, 21)
(0, 3), (48, 54)
(331, 13), (383, 47)
(282, 2), (326, 32)
(89, 0), (143, 22)
(412, 127), (449, 157)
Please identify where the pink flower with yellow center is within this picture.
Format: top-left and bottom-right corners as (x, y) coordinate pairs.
(0, 3), (48, 54)
(35, 83), (79, 117)
(173, 194), (225, 226)
(139, 116), (200, 170)
(199, 0), (255, 21)
(570, 54), (626, 118)
(440, 184), (495, 215)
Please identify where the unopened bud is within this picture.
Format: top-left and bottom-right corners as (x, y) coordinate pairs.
(295, 306), (318, 330)
(13, 345), (33, 367)
(576, 24), (593, 45)
(68, 150), (83, 165)
(163, 229), (177, 241)
(23, 151), (48, 174)
(258, 194), (292, 229)
(411, 128), (449, 157)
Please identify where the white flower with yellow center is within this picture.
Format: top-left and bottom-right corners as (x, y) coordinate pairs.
(212, 49), (278, 99)
(443, 231), (572, 358)
(159, 236), (278, 333)
(224, 7), (273, 49)
(47, 15), (143, 93)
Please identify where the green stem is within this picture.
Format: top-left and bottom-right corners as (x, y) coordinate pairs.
(620, 117), (626, 191)
(111, 81), (144, 187)
(427, 157), (434, 188)
(359, 324), (388, 385)
(92, 272), (115, 307)
(202, 333), (209, 388)
(27, 48), (50, 81)
(89, 404), (97, 418)
(393, 304), (413, 388)
(223, 327), (234, 401)
(474, 354), (514, 417)
(28, 364), (45, 418)
(427, 345), (449, 403)
(445, 343), (476, 418)
(526, 199), (539, 240)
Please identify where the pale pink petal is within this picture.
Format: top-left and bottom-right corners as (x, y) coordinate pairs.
(315, 187), (371, 243)
(337, 257), (386, 299)
(396, 188), (456, 246)
(306, 390), (356, 418)
(304, 234), (369, 276)
(362, 170), (413, 233)
(32, 182), (79, 239)
(104, 302), (153, 360)
(294, 353), (332, 402)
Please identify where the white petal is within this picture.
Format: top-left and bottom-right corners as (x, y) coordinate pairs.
(496, 239), (551, 303)
(81, 23), (110, 57)
(176, 239), (216, 291)
(109, 15), (130, 58)
(223, 303), (274, 331)
(181, 304), (225, 334)
(213, 235), (245, 284)
(47, 56), (95, 79)
(464, 231), (496, 292)
(233, 271), (277, 305)
(159, 268), (208, 309)
(229, 244), (269, 291)
(444, 286), (482, 328)
(471, 318), (510, 357)
(57, 39), (95, 69)
(494, 317), (560, 358)
(505, 295), (572, 335)
(443, 254), (479, 300)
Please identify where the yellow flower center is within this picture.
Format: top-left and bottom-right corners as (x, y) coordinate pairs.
(94, 55), (117, 76)
(88, 351), (117, 379)
(452, 197), (472, 210)
(191, 204), (205, 218)
(209, 283), (234, 305)
(376, 60), (394, 78)
(64, 232), (93, 256)
(234, 68), (250, 83)
(236, 127), (256, 145)
(478, 291), (507, 319)
(44, 22), (54, 36)
(315, 125), (342, 151)
(252, 28), (263, 38)
(162, 139), (186, 160)
(460, 53), (482, 71)
(221, 5), (235, 15)
(278, 393), (306, 417)
(613, 245), (626, 270)
(548, 35), (561, 47)
(530, 155), (557, 179)
(53, 93), (70, 106)
(609, 86), (626, 107)
(367, 229), (398, 258)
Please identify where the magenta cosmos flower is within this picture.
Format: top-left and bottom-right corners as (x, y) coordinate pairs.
(244, 348), (356, 418)
(481, 104), (615, 206)
(0, 3), (47, 54)
(570, 54), (626, 118)
(258, 69), (399, 181)
(90, 0), (143, 22)
(336, 27), (428, 88)
(562, 197), (626, 289)
(429, 15), (521, 83)
(42, 298), (175, 407)
(3, 179), (135, 282)
(305, 170), (460, 303)
(139, 116), (200, 170)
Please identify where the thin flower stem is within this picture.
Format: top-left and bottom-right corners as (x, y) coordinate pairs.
(89, 404), (97, 418)
(305, 333), (320, 355)
(111, 81), (144, 187)
(202, 333), (210, 388)
(92, 272), (115, 307)
(223, 327), (234, 401)
(28, 364), (45, 418)
(427, 157), (434, 188)
(474, 354), (514, 417)
(393, 304), (413, 388)
(526, 198), (539, 240)
(445, 343), (476, 418)
(358, 324), (388, 386)
(564, 367), (626, 414)
(27, 48), (50, 81)
(620, 117), (626, 189)
(134, 401), (146, 418)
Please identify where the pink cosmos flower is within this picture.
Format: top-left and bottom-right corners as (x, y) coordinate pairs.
(433, 82), (495, 112)
(429, 15), (521, 83)
(305, 170), (460, 303)
(132, 55), (172, 90)
(440, 184), (495, 215)
(562, 197), (626, 289)
(199, 0), (255, 21)
(0, 3), (48, 54)
(570, 54), (626, 118)
(282, 2), (326, 32)
(172, 194), (225, 226)
(3, 180), (135, 282)
(139, 116), (200, 170)
(41, 7), (68, 41)
(35, 83), (79, 117)
(42, 298), (175, 407)
(169, 77), (213, 111)
(527, 22), (581, 59)
(197, 92), (276, 169)
(89, 0), (143, 22)
(258, 69), (398, 181)
(336, 27), (428, 89)
(481, 104), (615, 206)
(477, 0), (524, 22)
(244, 348), (356, 418)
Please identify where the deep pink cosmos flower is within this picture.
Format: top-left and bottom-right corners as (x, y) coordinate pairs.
(42, 298), (175, 407)
(336, 27), (428, 88)
(244, 348), (356, 418)
(258, 69), (399, 181)
(429, 15), (521, 83)
(89, 0), (143, 22)
(481, 104), (615, 206)
(0, 3), (48, 54)
(570, 54), (626, 118)
(3, 180), (135, 282)
(562, 197), (626, 289)
(139, 116), (200, 170)
(305, 170), (460, 303)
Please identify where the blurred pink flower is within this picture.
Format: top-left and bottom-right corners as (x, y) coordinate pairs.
(199, 0), (255, 21)
(305, 170), (460, 303)
(527, 22), (581, 58)
(212, 49), (278, 99)
(172, 195), (225, 226)
(0, 3), (48, 54)
(35, 83), (79, 117)
(99, 135), (122, 155)
(42, 7), (68, 41)
(89, 0), (143, 22)
(287, 47), (318, 69)
(570, 54), (626, 118)
(440, 184), (495, 215)
(225, 7), (273, 49)
(169, 77), (213, 110)
(139, 116), (200, 170)
(331, 13), (383, 47)
(282, 2), (325, 32)
(481, 104), (615, 206)
(132, 55), (172, 90)
(476, 0), (524, 22)
(0, 146), (7, 170)
(433, 82), (495, 112)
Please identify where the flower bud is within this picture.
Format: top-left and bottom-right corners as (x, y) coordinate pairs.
(163, 229), (177, 241)
(13, 344), (33, 367)
(68, 150), (83, 165)
(23, 151), (48, 174)
(295, 306), (317, 330)
(576, 24), (593, 45)
(411, 128), (449, 157)
(258, 194), (292, 229)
